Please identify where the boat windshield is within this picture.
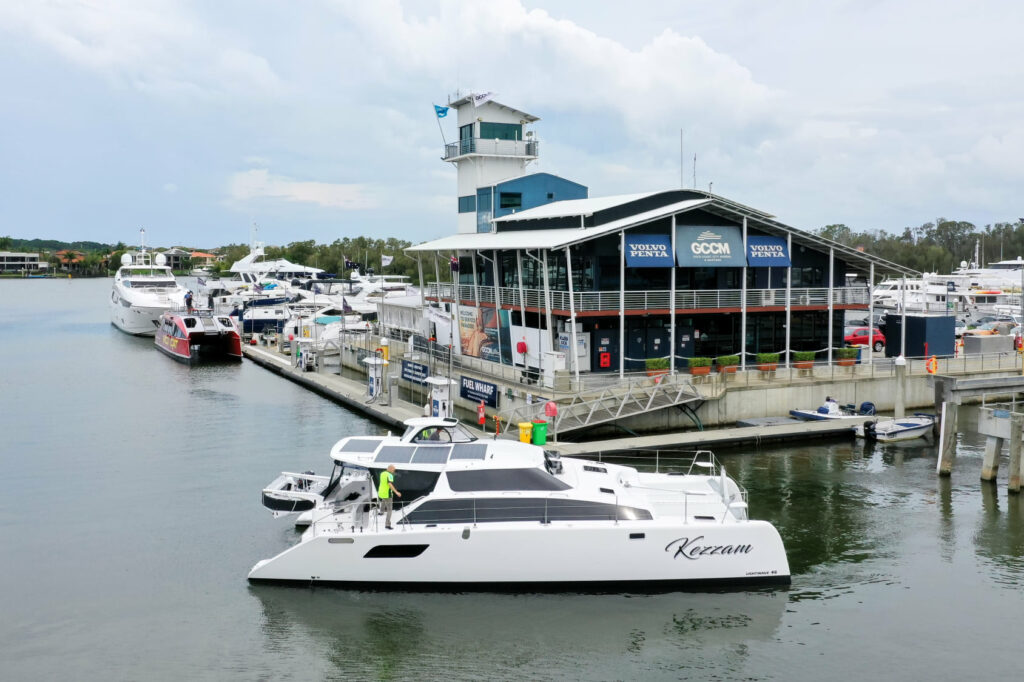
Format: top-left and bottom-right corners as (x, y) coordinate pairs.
(409, 424), (477, 444)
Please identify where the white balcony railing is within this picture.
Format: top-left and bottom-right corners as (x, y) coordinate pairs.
(443, 138), (539, 160)
(424, 284), (870, 311)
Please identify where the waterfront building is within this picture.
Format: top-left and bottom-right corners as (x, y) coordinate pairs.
(406, 95), (917, 383)
(0, 251), (43, 272)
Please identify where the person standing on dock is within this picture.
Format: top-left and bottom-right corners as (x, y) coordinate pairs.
(184, 290), (193, 313)
(378, 465), (401, 529)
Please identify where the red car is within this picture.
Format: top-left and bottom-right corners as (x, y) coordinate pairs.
(844, 327), (885, 352)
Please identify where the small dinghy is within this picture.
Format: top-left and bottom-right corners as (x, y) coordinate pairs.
(790, 399), (876, 421)
(855, 414), (935, 442)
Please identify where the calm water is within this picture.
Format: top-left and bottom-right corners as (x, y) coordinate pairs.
(1, 278), (1021, 680)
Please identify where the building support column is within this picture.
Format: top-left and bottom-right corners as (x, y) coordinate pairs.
(827, 247), (834, 365)
(785, 232), (792, 368)
(471, 252), (480, 310)
(867, 263), (875, 365)
(492, 249), (502, 364)
(565, 246), (580, 387)
(981, 435), (1004, 482)
(894, 355), (907, 419)
(619, 230), (625, 380)
(542, 249), (554, 352)
(900, 275), (907, 358)
(670, 216), (677, 375)
(417, 255), (425, 311)
(741, 217), (748, 371)
(516, 249), (528, 369)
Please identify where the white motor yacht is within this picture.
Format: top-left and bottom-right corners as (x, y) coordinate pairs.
(109, 251), (186, 336)
(250, 418), (790, 589)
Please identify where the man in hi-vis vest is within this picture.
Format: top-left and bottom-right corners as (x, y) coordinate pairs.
(378, 465), (401, 529)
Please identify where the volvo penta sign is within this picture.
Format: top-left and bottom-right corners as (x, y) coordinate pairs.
(746, 236), (791, 266)
(675, 226), (745, 267)
(625, 234), (675, 267)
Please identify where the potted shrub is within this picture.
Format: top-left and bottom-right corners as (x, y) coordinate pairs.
(836, 347), (859, 366)
(793, 350), (816, 370)
(756, 352), (779, 372)
(688, 356), (712, 376)
(715, 355), (739, 374)
(645, 356), (670, 377)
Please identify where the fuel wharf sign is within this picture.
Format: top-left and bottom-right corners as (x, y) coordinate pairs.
(675, 226), (745, 267)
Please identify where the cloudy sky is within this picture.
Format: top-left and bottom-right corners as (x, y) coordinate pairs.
(2, 0), (1021, 248)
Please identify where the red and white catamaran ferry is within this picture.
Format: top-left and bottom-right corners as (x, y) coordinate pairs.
(155, 309), (243, 363)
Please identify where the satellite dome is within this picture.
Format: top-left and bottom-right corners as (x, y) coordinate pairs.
(960, 260), (967, 268)
(154, 253), (167, 266)
(120, 253), (133, 266)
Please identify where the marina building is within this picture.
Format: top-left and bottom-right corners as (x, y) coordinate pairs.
(405, 95), (916, 381)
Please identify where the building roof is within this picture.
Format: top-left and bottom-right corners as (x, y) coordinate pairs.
(407, 189), (918, 276)
(447, 95), (539, 122)
(191, 251), (216, 258)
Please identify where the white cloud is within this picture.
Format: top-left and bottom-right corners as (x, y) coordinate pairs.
(0, 0), (282, 97)
(228, 169), (378, 210)
(162, 182), (177, 193)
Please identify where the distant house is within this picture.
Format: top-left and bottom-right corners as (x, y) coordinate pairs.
(190, 251), (217, 267)
(162, 248), (192, 270)
(0, 251), (43, 272)
(55, 250), (85, 270)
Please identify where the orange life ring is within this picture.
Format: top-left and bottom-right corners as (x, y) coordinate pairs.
(926, 356), (938, 374)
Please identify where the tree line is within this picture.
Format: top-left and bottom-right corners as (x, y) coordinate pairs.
(816, 219), (1024, 274)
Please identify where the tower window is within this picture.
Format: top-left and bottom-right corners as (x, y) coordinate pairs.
(479, 122), (523, 141)
(458, 195), (476, 213)
(499, 193), (522, 210)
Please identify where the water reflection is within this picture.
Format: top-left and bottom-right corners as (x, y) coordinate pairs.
(249, 586), (788, 681)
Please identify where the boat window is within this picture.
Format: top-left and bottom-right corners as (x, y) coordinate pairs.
(412, 446), (451, 463)
(340, 438), (383, 453)
(450, 444), (488, 460)
(447, 468), (571, 492)
(406, 498), (652, 525)
(184, 318), (197, 328)
(447, 424), (477, 443)
(374, 446), (415, 463)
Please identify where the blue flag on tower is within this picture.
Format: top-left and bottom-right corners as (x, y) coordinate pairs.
(434, 104), (449, 118)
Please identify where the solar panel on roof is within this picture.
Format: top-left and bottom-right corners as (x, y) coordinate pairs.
(374, 446), (414, 463)
(341, 439), (383, 453)
(412, 446), (451, 463)
(450, 444), (488, 460)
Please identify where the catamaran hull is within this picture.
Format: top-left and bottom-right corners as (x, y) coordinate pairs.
(248, 520), (790, 588)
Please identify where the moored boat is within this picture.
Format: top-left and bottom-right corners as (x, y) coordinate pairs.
(790, 399), (875, 421)
(855, 414), (935, 442)
(249, 417), (790, 589)
(110, 250), (186, 336)
(155, 309), (242, 363)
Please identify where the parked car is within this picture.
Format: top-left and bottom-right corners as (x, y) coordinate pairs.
(844, 327), (885, 352)
(954, 319), (968, 337)
(962, 321), (1016, 336)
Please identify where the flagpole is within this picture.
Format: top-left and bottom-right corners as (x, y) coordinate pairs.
(433, 104), (448, 146)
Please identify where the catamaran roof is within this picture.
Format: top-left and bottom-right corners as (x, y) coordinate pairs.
(406, 189), (918, 276)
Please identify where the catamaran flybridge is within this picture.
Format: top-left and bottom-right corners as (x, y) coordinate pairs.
(250, 418), (790, 589)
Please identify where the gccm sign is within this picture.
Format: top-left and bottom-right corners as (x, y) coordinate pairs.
(676, 226), (745, 267)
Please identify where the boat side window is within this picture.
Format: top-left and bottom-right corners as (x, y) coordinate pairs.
(447, 468), (571, 492)
(406, 498), (653, 525)
(184, 318), (197, 328)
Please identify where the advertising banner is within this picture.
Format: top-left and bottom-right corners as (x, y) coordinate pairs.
(459, 304), (512, 365)
(624, 234), (675, 267)
(400, 360), (429, 385)
(460, 375), (499, 408)
(746, 236), (790, 266)
(675, 226), (745, 267)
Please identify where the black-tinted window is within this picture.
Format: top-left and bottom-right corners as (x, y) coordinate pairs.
(406, 498), (652, 525)
(447, 468), (571, 492)
(374, 446), (414, 463)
